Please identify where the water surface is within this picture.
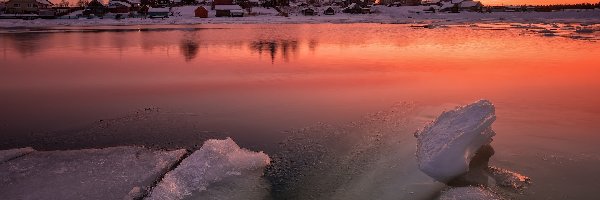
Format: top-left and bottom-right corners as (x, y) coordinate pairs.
(1, 23), (600, 199)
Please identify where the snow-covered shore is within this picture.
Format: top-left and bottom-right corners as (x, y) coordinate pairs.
(1, 6), (599, 28)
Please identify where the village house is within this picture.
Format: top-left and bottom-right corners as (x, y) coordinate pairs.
(434, 0), (481, 12)
(214, 4), (244, 16)
(211, 0), (245, 17)
(115, 0), (141, 11)
(301, 7), (315, 15)
(147, 6), (169, 17)
(380, 0), (420, 6)
(458, 0), (482, 11)
(108, 0), (132, 13)
(323, 6), (335, 15)
(194, 6), (208, 17)
(4, 0), (53, 14)
(83, 0), (106, 16)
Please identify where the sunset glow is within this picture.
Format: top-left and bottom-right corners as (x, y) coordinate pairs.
(482, 0), (599, 5)
(1, 0), (600, 198)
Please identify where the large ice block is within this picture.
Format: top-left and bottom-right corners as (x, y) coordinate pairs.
(415, 100), (496, 182)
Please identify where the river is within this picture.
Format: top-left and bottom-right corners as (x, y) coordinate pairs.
(1, 23), (600, 199)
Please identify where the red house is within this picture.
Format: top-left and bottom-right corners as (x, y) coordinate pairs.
(195, 6), (208, 18)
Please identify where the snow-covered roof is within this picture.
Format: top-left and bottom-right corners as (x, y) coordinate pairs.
(108, 1), (131, 7)
(214, 5), (242, 10)
(439, 1), (454, 9)
(459, 1), (480, 8)
(36, 0), (53, 5)
(148, 7), (170, 12)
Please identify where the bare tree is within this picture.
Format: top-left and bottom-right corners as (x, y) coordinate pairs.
(58, 0), (70, 7)
(76, 0), (90, 7)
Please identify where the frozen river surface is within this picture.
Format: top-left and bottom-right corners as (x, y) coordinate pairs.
(1, 23), (600, 199)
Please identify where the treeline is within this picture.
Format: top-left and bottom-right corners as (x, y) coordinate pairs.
(504, 2), (600, 10)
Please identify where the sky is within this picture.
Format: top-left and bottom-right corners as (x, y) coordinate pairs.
(482, 0), (599, 5)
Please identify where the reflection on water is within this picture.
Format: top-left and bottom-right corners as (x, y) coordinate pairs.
(1, 23), (599, 143)
(249, 40), (302, 63)
(3, 33), (49, 57)
(1, 23), (600, 199)
(180, 32), (200, 62)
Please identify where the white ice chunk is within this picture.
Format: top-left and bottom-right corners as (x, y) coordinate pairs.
(439, 186), (501, 200)
(146, 137), (271, 200)
(415, 100), (496, 182)
(0, 147), (34, 163)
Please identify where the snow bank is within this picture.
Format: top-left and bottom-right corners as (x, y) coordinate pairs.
(0, 147), (34, 163)
(415, 100), (496, 183)
(439, 186), (501, 200)
(146, 137), (271, 200)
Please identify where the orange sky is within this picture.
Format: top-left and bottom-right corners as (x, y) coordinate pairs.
(482, 0), (599, 5)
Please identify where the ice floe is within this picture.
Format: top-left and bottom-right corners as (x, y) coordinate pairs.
(0, 147), (186, 200)
(146, 137), (271, 200)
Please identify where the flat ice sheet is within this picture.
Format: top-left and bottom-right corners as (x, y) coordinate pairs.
(0, 147), (34, 163)
(439, 186), (501, 200)
(0, 147), (186, 200)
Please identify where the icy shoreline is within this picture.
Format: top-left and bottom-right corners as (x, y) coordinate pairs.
(1, 6), (599, 28)
(0, 138), (270, 200)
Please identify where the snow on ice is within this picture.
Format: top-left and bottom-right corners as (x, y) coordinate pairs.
(146, 137), (271, 200)
(415, 99), (496, 183)
(439, 186), (501, 200)
(0, 147), (186, 200)
(0, 147), (34, 163)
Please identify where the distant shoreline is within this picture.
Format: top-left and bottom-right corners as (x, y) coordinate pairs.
(1, 6), (599, 28)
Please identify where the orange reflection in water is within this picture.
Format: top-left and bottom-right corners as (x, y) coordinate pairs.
(1, 24), (600, 148)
